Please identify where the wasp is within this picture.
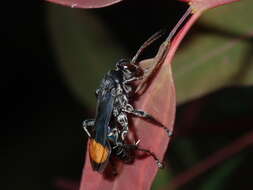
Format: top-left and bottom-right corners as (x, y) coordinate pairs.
(83, 30), (172, 172)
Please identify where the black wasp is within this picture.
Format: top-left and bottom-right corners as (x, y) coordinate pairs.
(83, 30), (172, 173)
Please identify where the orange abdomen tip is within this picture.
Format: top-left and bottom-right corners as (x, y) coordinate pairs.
(89, 139), (109, 164)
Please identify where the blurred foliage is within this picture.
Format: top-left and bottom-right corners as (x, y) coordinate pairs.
(48, 6), (125, 108)
(199, 155), (243, 190)
(152, 169), (173, 190)
(2, 0), (252, 190)
(173, 0), (253, 103)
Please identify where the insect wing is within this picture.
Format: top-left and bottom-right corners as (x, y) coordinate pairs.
(95, 82), (115, 145)
(89, 83), (115, 172)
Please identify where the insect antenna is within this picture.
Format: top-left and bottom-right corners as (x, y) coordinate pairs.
(131, 7), (192, 66)
(131, 30), (166, 64)
(165, 7), (192, 43)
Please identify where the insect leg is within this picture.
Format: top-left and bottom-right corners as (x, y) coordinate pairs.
(82, 119), (95, 137)
(95, 88), (100, 97)
(123, 106), (173, 136)
(122, 142), (164, 168)
(115, 112), (129, 140)
(135, 147), (164, 169)
(123, 76), (143, 84)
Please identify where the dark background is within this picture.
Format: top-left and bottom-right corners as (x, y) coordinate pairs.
(3, 1), (86, 189)
(2, 1), (252, 190)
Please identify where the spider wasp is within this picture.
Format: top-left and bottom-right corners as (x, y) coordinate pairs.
(83, 30), (172, 173)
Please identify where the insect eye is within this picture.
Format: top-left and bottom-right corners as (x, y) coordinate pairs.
(116, 59), (130, 70)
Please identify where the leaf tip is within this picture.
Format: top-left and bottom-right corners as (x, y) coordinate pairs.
(188, 0), (241, 13)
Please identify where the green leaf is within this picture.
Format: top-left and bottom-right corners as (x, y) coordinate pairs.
(173, 0), (253, 104)
(47, 5), (126, 108)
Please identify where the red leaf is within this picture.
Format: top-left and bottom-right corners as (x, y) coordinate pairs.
(55, 178), (79, 190)
(45, 0), (122, 9)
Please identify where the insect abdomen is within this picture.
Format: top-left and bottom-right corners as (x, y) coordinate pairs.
(89, 139), (110, 171)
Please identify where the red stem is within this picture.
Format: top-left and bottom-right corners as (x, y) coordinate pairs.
(165, 11), (202, 66)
